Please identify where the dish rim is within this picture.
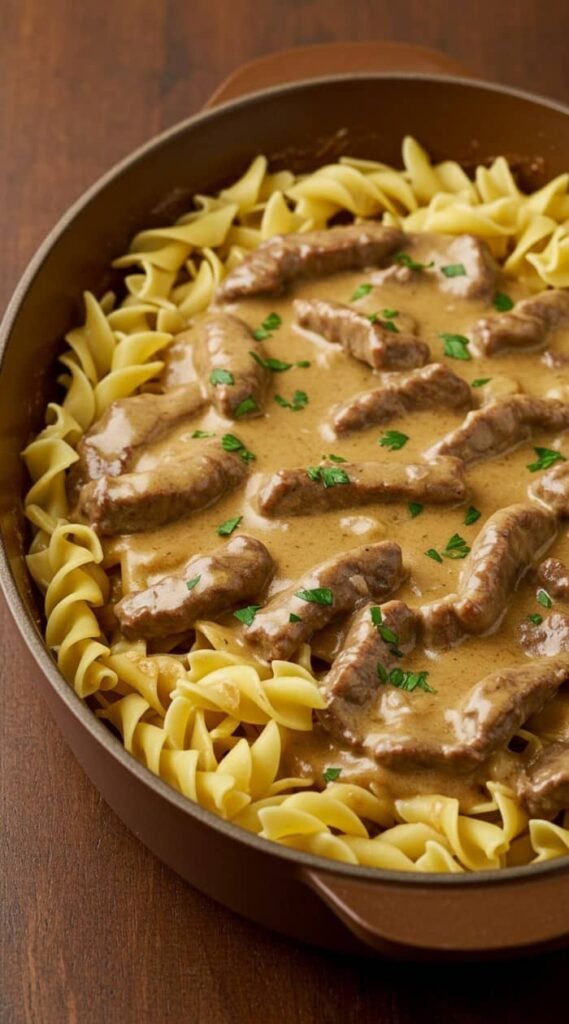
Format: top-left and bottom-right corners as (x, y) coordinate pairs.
(1, 69), (568, 888)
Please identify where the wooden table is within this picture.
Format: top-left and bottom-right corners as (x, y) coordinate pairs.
(2, 2), (568, 1021)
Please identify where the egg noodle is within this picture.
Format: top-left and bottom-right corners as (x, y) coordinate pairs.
(22, 137), (569, 872)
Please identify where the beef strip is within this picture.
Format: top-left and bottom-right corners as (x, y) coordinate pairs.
(168, 313), (269, 419)
(371, 232), (497, 300)
(78, 445), (247, 535)
(368, 657), (569, 769)
(529, 461), (569, 517)
(246, 541), (406, 661)
(256, 456), (467, 518)
(426, 395), (569, 465)
(473, 289), (569, 357)
(331, 363), (472, 435)
(518, 741), (569, 819)
(115, 535), (274, 639)
(454, 504), (557, 635)
(216, 222), (406, 300)
(519, 612), (569, 658)
(419, 594), (463, 650)
(537, 557), (569, 599)
(73, 384), (206, 486)
(294, 297), (429, 371)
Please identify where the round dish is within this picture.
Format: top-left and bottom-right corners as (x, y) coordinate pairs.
(1, 58), (569, 958)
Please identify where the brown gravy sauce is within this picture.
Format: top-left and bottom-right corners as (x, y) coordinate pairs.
(102, 244), (569, 810)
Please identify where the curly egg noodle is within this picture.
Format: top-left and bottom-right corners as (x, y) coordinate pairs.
(22, 137), (569, 872)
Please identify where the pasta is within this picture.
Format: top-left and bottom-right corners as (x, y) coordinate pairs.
(21, 136), (569, 874)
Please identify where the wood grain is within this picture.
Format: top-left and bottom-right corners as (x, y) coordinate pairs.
(1, 2), (568, 1021)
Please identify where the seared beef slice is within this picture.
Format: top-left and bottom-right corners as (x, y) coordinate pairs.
(246, 541), (405, 660)
(294, 298), (429, 370)
(78, 446), (247, 535)
(115, 535), (274, 639)
(217, 222), (406, 300)
(331, 363), (471, 434)
(518, 741), (569, 819)
(473, 289), (569, 356)
(537, 557), (569, 599)
(530, 461), (569, 517)
(257, 457), (466, 517)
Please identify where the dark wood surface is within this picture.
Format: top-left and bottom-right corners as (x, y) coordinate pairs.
(2, 2), (568, 1021)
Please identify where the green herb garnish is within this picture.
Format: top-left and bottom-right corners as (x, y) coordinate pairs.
(252, 312), (282, 340)
(425, 548), (443, 563)
(537, 589), (553, 609)
(250, 350), (293, 372)
(274, 390), (309, 411)
(381, 319), (399, 333)
(234, 396), (258, 418)
(382, 308), (399, 319)
(394, 252), (434, 271)
(527, 447), (566, 473)
(289, 613), (302, 623)
(441, 263), (467, 278)
(377, 663), (435, 693)
(528, 613), (543, 625)
(296, 360), (311, 368)
(471, 378), (491, 388)
(464, 506), (481, 526)
(408, 501), (424, 518)
(216, 515), (243, 537)
(295, 587), (334, 606)
(191, 429), (216, 439)
(210, 368), (234, 386)
(233, 604), (261, 627)
(378, 429), (409, 451)
(350, 283), (373, 301)
(442, 533), (471, 560)
(221, 433), (256, 462)
(493, 292), (514, 312)
(323, 767), (342, 783)
(370, 606), (400, 649)
(327, 454), (347, 463)
(307, 465), (350, 488)
(439, 332), (471, 361)
(185, 576), (201, 591)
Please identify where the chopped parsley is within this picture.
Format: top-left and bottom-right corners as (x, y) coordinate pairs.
(370, 606), (401, 652)
(528, 613), (543, 625)
(441, 263), (466, 278)
(216, 515), (242, 537)
(464, 506), (481, 526)
(233, 604), (261, 627)
(289, 613), (302, 623)
(274, 390), (309, 411)
(306, 465), (350, 488)
(296, 359), (311, 368)
(327, 453), (347, 463)
(210, 368), (234, 386)
(378, 429), (409, 451)
(381, 318), (399, 333)
(185, 575), (201, 591)
(377, 663), (435, 693)
(191, 429), (216, 439)
(382, 308), (399, 319)
(295, 587), (333, 606)
(367, 308), (400, 330)
(221, 433), (256, 462)
(323, 767), (342, 783)
(252, 312), (282, 340)
(493, 292), (514, 312)
(250, 350), (293, 372)
(350, 283), (373, 301)
(425, 548), (443, 563)
(234, 396), (258, 418)
(537, 589), (553, 610)
(439, 332), (471, 361)
(408, 501), (424, 518)
(471, 378), (491, 388)
(527, 447), (566, 473)
(442, 533), (471, 560)
(393, 252), (434, 271)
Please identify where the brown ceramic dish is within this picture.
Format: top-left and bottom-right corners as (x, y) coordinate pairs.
(1, 43), (569, 959)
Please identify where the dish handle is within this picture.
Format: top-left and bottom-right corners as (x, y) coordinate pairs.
(205, 41), (473, 109)
(301, 866), (569, 956)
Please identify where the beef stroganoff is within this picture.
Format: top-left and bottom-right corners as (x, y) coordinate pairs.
(23, 138), (569, 872)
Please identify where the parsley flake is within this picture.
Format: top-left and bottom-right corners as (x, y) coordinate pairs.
(408, 501), (424, 518)
(191, 429), (216, 439)
(377, 663), (435, 693)
(351, 283), (373, 301)
(221, 433), (256, 462)
(381, 319), (399, 333)
(234, 396), (258, 418)
(425, 548), (443, 563)
(185, 576), (201, 591)
(439, 332), (471, 361)
(464, 506), (481, 526)
(216, 515), (242, 537)
(234, 604), (261, 627)
(370, 606), (400, 648)
(493, 292), (514, 312)
(528, 613), (543, 625)
(327, 453), (347, 463)
(295, 587), (333, 606)
(323, 767), (342, 783)
(471, 378), (491, 388)
(250, 350), (293, 373)
(378, 429), (409, 451)
(296, 360), (311, 368)
(443, 533), (471, 560)
(537, 589), (553, 610)
(307, 465), (350, 488)
(274, 390), (309, 411)
(210, 368), (234, 386)
(527, 447), (566, 473)
(393, 252), (434, 271)
(441, 263), (467, 278)
(382, 308), (399, 319)
(289, 613), (302, 623)
(252, 312), (282, 340)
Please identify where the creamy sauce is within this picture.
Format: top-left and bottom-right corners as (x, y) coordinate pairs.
(101, 250), (569, 807)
